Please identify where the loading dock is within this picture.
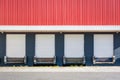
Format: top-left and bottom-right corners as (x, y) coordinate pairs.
(34, 34), (56, 64)
(93, 34), (115, 64)
(64, 34), (85, 64)
(5, 34), (26, 64)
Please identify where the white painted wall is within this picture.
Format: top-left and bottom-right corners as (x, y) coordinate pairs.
(35, 34), (55, 58)
(64, 34), (84, 58)
(94, 34), (113, 58)
(6, 34), (26, 57)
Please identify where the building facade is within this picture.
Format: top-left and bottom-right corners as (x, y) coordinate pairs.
(0, 0), (120, 66)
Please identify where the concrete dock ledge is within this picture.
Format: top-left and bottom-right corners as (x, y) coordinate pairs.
(0, 67), (120, 72)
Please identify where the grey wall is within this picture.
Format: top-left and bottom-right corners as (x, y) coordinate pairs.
(0, 33), (6, 66)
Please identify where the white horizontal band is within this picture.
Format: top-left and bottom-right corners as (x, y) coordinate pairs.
(0, 25), (120, 32)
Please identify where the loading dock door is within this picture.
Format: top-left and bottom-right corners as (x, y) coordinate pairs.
(6, 34), (26, 57)
(94, 34), (113, 58)
(64, 34), (84, 58)
(35, 34), (55, 58)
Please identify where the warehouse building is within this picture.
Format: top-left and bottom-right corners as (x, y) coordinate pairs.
(0, 0), (120, 66)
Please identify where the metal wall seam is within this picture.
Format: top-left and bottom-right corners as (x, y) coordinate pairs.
(0, 0), (120, 25)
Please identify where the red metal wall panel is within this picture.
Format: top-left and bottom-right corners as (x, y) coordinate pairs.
(0, 0), (120, 25)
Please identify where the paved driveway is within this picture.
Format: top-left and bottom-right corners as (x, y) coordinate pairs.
(0, 67), (120, 80)
(0, 72), (120, 80)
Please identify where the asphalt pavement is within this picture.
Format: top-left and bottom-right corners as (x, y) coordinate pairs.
(0, 67), (120, 80)
(0, 72), (120, 80)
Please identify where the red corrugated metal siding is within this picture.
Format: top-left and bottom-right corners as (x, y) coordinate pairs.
(0, 0), (120, 25)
